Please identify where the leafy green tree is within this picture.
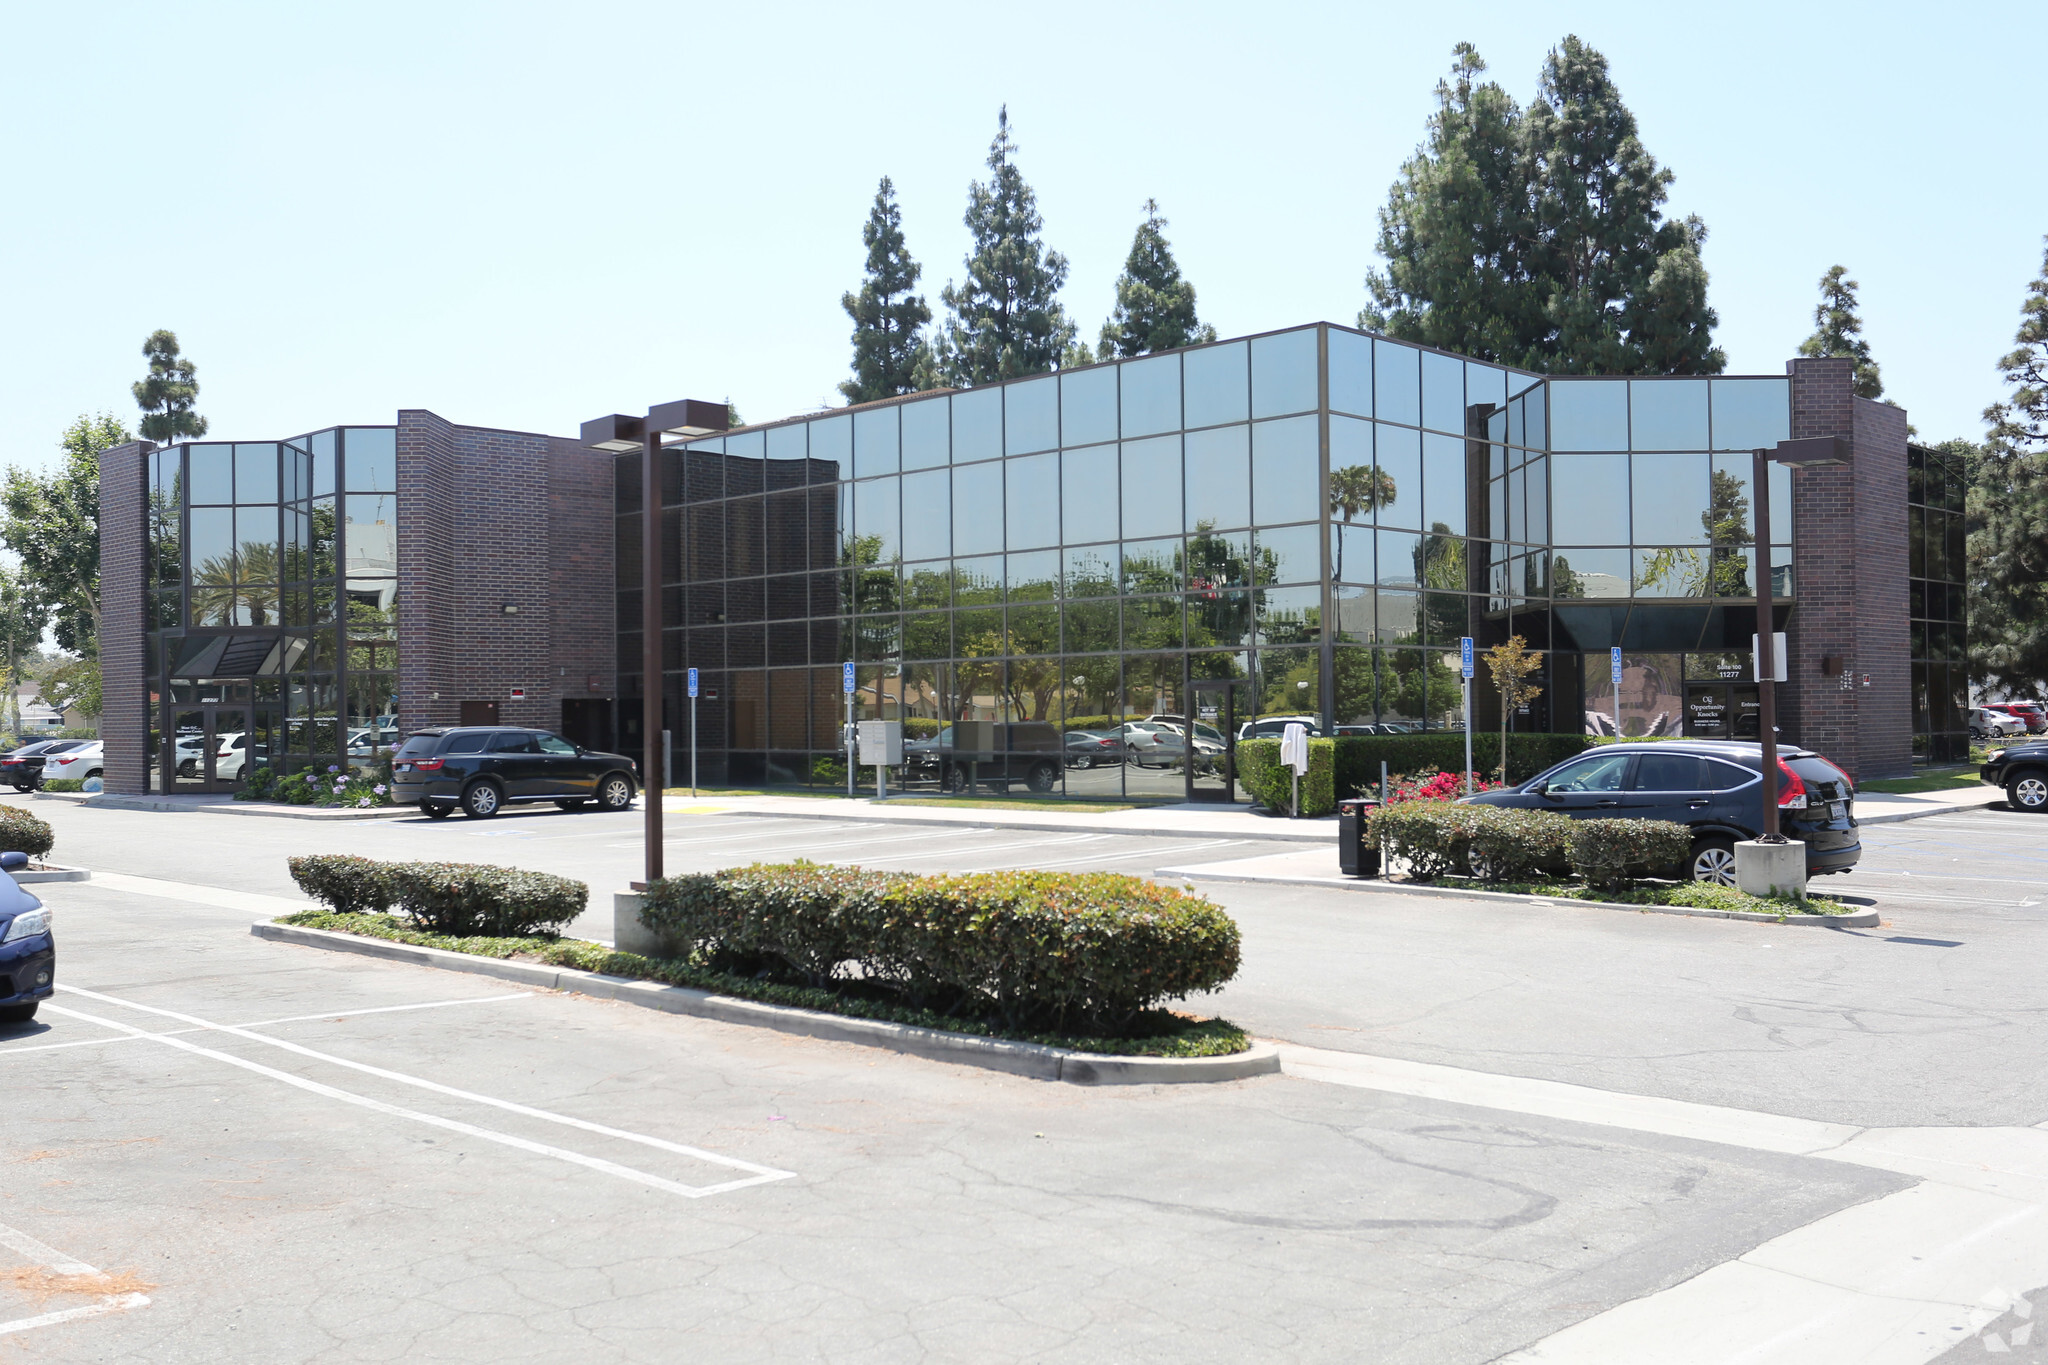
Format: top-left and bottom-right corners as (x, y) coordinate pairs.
(132, 330), (209, 443)
(1483, 634), (1544, 779)
(1329, 464), (1397, 581)
(1097, 199), (1217, 359)
(839, 178), (933, 404)
(1968, 239), (2048, 697)
(1798, 265), (1884, 399)
(939, 108), (1077, 385)
(1366, 38), (1724, 376)
(1, 414), (131, 654)
(39, 654), (101, 721)
(0, 566), (50, 735)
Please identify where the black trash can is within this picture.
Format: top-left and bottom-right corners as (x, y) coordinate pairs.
(1338, 797), (1381, 878)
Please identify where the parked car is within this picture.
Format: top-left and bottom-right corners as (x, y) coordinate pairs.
(1063, 730), (1127, 769)
(0, 851), (53, 1023)
(1981, 738), (2048, 813)
(214, 732), (254, 782)
(1131, 730), (1225, 772)
(1970, 708), (2028, 740)
(1142, 714), (1228, 745)
(1460, 740), (1862, 884)
(903, 721), (1063, 793)
(1981, 702), (2047, 735)
(1236, 715), (1326, 741)
(39, 742), (103, 785)
(1, 740), (85, 793)
(347, 725), (402, 758)
(390, 727), (639, 819)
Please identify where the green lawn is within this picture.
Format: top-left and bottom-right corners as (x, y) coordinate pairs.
(1858, 768), (1984, 795)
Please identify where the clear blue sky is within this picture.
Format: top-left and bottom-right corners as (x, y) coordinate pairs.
(4, 0), (2042, 476)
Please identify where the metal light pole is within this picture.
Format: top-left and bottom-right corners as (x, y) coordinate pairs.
(582, 400), (729, 888)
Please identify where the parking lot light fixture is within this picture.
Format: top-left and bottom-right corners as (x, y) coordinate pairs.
(582, 400), (730, 886)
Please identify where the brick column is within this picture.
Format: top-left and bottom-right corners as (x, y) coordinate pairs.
(97, 441), (151, 794)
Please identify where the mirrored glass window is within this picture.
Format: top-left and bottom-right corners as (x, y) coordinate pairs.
(189, 507), (234, 579)
(1550, 548), (1632, 598)
(1466, 362), (1508, 416)
(343, 495), (395, 576)
(1374, 341), (1420, 426)
(853, 478), (899, 562)
(1006, 548), (1059, 599)
(1373, 425), (1422, 530)
(900, 396), (948, 470)
(900, 469), (950, 561)
(311, 430), (337, 498)
(1183, 341), (1248, 428)
(1421, 350), (1465, 433)
(1061, 365), (1117, 447)
(1122, 594), (1183, 650)
(1523, 385), (1547, 451)
(1768, 461), (1790, 545)
(952, 459), (1003, 555)
(235, 444), (279, 503)
(725, 431), (767, 498)
(953, 555), (1003, 605)
(1710, 378), (1791, 451)
(1119, 435), (1182, 541)
(1255, 523), (1321, 584)
(1629, 380), (1709, 451)
(1422, 433), (1467, 535)
(189, 445), (233, 504)
(853, 407), (899, 479)
(1251, 328), (1318, 418)
(1525, 456), (1549, 546)
(1329, 330), (1372, 418)
(903, 564), (952, 610)
(1120, 539), (1182, 594)
(1329, 417), (1374, 518)
(343, 429), (396, 493)
(766, 421), (807, 465)
(810, 414), (852, 482)
(1330, 524), (1374, 585)
(1119, 353), (1180, 438)
(1549, 454), (1629, 544)
(1063, 596), (1118, 653)
(1062, 546), (1118, 598)
(952, 387), (1001, 463)
(1257, 585), (1323, 647)
(1252, 417), (1319, 526)
(1634, 547), (1712, 598)
(1184, 424), (1250, 531)
(1005, 376), (1058, 455)
(1549, 379), (1628, 451)
(1060, 444), (1119, 546)
(1632, 453), (1710, 543)
(1005, 452), (1059, 550)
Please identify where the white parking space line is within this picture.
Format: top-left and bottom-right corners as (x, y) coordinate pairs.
(0, 992), (534, 1058)
(85, 871), (311, 917)
(600, 821), (882, 850)
(1007, 837), (1248, 871)
(821, 832), (1106, 866)
(0, 1219), (150, 1338)
(50, 986), (794, 1199)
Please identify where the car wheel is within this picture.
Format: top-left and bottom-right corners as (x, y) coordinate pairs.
(422, 804), (454, 820)
(461, 782), (503, 818)
(596, 775), (634, 811)
(86, 770), (100, 780)
(0, 1002), (37, 1024)
(1690, 835), (1739, 885)
(177, 759), (197, 777)
(2008, 773), (2048, 813)
(1026, 762), (1058, 794)
(941, 768), (970, 794)
(1071, 754), (1093, 770)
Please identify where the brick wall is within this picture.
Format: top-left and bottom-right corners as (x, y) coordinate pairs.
(97, 441), (150, 794)
(1785, 359), (1912, 780)
(395, 412), (614, 735)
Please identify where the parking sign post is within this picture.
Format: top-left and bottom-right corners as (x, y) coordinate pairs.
(1610, 647), (1623, 739)
(843, 662), (856, 799)
(1460, 637), (1475, 796)
(686, 667), (699, 798)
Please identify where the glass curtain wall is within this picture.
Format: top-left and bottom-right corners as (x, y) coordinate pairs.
(624, 324), (1799, 796)
(1907, 442), (1968, 762)
(144, 427), (398, 791)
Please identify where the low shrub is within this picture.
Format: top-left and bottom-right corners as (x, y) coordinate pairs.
(40, 778), (85, 793)
(1237, 737), (1336, 816)
(638, 862), (1241, 1032)
(274, 766), (391, 808)
(1385, 769), (1507, 803)
(0, 805), (55, 859)
(1569, 819), (1693, 890)
(1364, 801), (1576, 882)
(288, 854), (398, 915)
(289, 854), (586, 936)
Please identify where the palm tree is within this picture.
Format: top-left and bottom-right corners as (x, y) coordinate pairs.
(1329, 464), (1398, 581)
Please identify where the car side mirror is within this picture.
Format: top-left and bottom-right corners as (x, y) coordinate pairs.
(0, 851), (26, 871)
(1531, 781), (1556, 799)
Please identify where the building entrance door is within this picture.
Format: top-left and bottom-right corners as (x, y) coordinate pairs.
(1187, 679), (1251, 804)
(1684, 683), (1762, 739)
(168, 704), (248, 793)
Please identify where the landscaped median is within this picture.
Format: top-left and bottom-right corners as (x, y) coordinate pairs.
(273, 855), (1274, 1082)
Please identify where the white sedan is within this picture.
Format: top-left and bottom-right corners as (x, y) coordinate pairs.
(40, 741), (103, 784)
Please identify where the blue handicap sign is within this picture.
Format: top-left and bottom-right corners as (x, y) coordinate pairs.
(1459, 637), (1474, 680)
(687, 667), (699, 699)
(1610, 646), (1623, 682)
(843, 661), (856, 694)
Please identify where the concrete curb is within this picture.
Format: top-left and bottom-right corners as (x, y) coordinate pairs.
(663, 801), (1338, 844)
(250, 920), (1280, 1086)
(1855, 797), (2000, 826)
(81, 795), (408, 820)
(13, 864), (90, 884)
(1156, 865), (1882, 927)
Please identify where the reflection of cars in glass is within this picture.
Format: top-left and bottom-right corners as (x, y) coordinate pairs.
(1131, 731), (1225, 772)
(1236, 715), (1325, 741)
(38, 742), (102, 785)
(904, 722), (1063, 793)
(2, 740), (84, 792)
(1971, 708), (2028, 739)
(1142, 714), (1228, 745)
(1063, 731), (1126, 768)
(1461, 740), (1861, 883)
(212, 733), (253, 781)
(391, 727), (640, 819)
(346, 726), (401, 757)
(0, 851), (53, 1024)
(1984, 702), (2048, 734)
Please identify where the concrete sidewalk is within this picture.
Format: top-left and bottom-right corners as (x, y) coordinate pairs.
(658, 791), (1337, 843)
(1849, 780), (2003, 823)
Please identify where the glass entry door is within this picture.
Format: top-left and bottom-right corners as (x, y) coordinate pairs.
(1187, 679), (1252, 804)
(168, 705), (247, 793)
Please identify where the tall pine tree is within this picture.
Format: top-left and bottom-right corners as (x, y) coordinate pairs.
(839, 178), (932, 404)
(1797, 265), (1885, 399)
(132, 329), (209, 443)
(940, 108), (1077, 385)
(1365, 37), (1723, 376)
(1968, 239), (2048, 697)
(1097, 199), (1216, 359)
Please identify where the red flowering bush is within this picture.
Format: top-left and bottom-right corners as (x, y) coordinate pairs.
(1385, 770), (1506, 804)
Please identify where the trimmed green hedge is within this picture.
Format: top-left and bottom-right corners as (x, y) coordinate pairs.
(1366, 802), (1579, 882)
(0, 805), (54, 859)
(637, 862), (1240, 1032)
(1333, 733), (1590, 796)
(289, 854), (586, 936)
(1237, 738), (1336, 816)
(1569, 819), (1694, 890)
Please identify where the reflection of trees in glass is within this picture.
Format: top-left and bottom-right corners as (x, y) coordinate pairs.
(1552, 554), (1586, 598)
(1329, 465), (1396, 581)
(189, 539), (280, 625)
(839, 532), (901, 661)
(1703, 467), (1753, 595)
(1184, 522), (1259, 648)
(1415, 522), (1466, 590)
(1636, 546), (1709, 597)
(1387, 650), (1461, 723)
(1258, 647), (1317, 716)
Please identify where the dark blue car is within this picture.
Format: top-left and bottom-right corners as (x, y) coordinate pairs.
(0, 852), (53, 1023)
(1459, 740), (1862, 884)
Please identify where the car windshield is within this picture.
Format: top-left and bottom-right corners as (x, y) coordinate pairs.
(394, 736), (439, 759)
(536, 734), (578, 755)
(1543, 752), (1633, 792)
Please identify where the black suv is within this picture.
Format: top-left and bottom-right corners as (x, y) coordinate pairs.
(1981, 740), (2048, 813)
(1460, 740), (1861, 883)
(390, 728), (639, 819)
(904, 722), (1063, 794)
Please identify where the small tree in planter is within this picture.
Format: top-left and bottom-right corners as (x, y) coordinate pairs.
(1484, 635), (1544, 784)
